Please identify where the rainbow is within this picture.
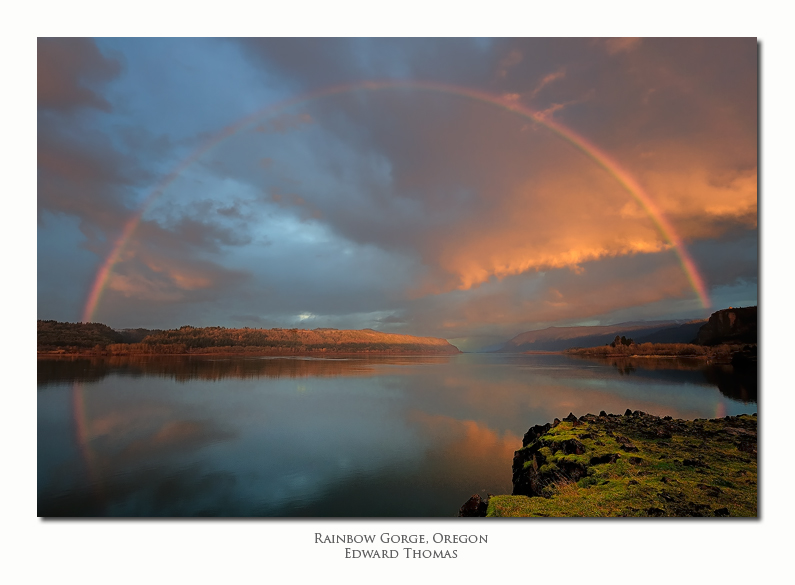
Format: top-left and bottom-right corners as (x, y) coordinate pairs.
(82, 79), (709, 322)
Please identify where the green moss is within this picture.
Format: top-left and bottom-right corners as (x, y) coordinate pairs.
(488, 414), (757, 517)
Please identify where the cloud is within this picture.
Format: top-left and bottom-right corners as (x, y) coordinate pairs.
(120, 420), (235, 459)
(268, 188), (323, 221)
(603, 37), (642, 55)
(254, 112), (314, 134)
(38, 38), (122, 113)
(210, 39), (756, 332)
(496, 48), (523, 78)
(528, 68), (566, 99)
(310, 41), (754, 297)
(102, 235), (251, 303)
(374, 314), (407, 325)
(37, 121), (145, 230)
(388, 248), (722, 340)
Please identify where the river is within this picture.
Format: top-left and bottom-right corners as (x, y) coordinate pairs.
(37, 352), (757, 517)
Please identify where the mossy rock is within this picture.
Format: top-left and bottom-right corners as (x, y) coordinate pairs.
(493, 412), (756, 517)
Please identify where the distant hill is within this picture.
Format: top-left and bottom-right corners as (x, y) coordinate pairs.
(496, 320), (707, 353)
(37, 321), (460, 355)
(138, 326), (460, 354)
(38, 320), (123, 350)
(634, 321), (707, 344)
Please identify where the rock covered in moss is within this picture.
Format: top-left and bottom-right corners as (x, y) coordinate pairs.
(497, 411), (757, 517)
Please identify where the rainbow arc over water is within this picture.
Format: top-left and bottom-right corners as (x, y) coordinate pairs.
(82, 79), (710, 322)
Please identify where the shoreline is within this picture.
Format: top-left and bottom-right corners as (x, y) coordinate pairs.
(571, 353), (712, 359)
(37, 350), (460, 358)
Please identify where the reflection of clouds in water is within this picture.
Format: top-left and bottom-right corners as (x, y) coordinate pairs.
(39, 462), (241, 516)
(118, 420), (235, 460)
(88, 403), (174, 438)
(409, 411), (521, 484)
(272, 413), (523, 516)
(225, 376), (426, 511)
(38, 354), (757, 516)
(391, 356), (756, 431)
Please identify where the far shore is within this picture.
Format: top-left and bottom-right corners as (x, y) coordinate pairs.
(567, 353), (711, 359)
(563, 342), (752, 363)
(37, 349), (459, 358)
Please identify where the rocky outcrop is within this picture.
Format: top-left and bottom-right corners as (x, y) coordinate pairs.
(696, 306), (757, 346)
(461, 411), (758, 516)
(498, 410), (757, 516)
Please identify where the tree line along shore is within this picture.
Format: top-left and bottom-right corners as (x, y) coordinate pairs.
(563, 342), (752, 363)
(36, 320), (460, 356)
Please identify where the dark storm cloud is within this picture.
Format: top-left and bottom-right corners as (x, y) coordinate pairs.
(238, 37), (498, 90)
(37, 119), (145, 233)
(38, 38), (151, 241)
(38, 37), (123, 113)
(37, 38), (264, 322)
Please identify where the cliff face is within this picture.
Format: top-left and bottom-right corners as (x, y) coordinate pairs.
(696, 306), (757, 346)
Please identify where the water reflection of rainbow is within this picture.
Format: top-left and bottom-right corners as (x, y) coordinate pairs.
(71, 381), (105, 511)
(82, 79), (710, 322)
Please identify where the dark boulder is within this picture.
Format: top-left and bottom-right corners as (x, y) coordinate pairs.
(589, 453), (620, 465)
(557, 460), (588, 482)
(554, 438), (587, 455)
(458, 494), (488, 517)
(683, 458), (708, 468)
(522, 423), (552, 447)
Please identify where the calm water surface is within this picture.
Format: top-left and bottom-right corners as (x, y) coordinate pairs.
(37, 353), (757, 517)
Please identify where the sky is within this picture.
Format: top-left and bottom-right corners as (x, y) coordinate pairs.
(37, 37), (758, 347)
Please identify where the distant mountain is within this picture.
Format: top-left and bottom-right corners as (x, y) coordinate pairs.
(496, 320), (707, 353)
(634, 321), (706, 344)
(475, 340), (513, 353)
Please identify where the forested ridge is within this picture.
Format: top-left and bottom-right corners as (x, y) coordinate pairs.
(37, 321), (460, 355)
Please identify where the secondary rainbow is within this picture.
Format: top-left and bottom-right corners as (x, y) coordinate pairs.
(82, 79), (710, 322)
